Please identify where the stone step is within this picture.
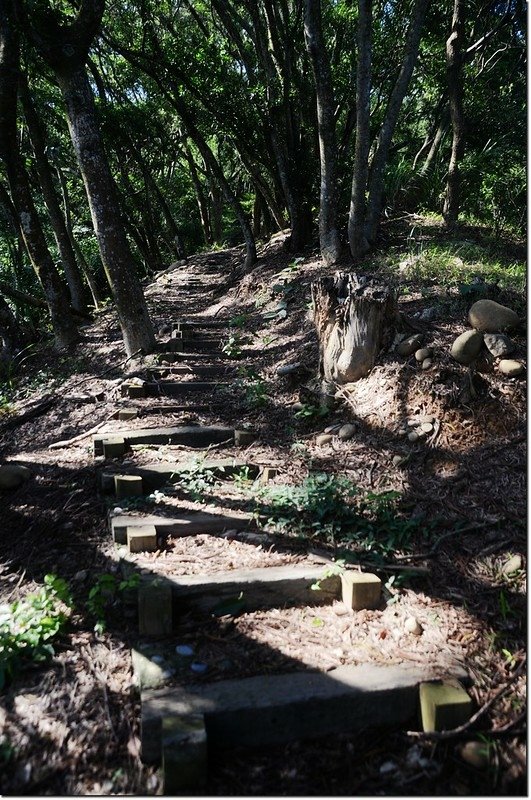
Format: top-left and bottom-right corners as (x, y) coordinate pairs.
(141, 663), (468, 764)
(160, 352), (230, 363)
(111, 509), (254, 544)
(93, 425), (256, 456)
(100, 458), (259, 494)
(124, 381), (229, 399)
(164, 339), (222, 353)
(136, 564), (340, 626)
(150, 365), (238, 378)
(115, 403), (212, 416)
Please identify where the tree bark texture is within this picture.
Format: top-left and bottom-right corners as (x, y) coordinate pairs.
(304, 0), (341, 265)
(348, 0), (373, 261)
(311, 272), (396, 385)
(443, 0), (466, 227)
(19, 75), (90, 314)
(57, 66), (156, 355)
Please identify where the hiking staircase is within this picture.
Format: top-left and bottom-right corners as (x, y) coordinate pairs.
(93, 269), (473, 794)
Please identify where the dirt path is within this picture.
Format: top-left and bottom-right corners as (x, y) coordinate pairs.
(0, 241), (526, 795)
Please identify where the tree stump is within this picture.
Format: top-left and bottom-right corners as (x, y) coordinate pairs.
(311, 273), (397, 387)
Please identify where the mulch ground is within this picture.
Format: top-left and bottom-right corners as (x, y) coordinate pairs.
(0, 226), (526, 795)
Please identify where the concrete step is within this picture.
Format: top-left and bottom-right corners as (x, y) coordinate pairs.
(124, 381), (229, 399)
(141, 662), (468, 764)
(111, 509), (254, 545)
(136, 564), (340, 625)
(93, 425), (256, 456)
(100, 458), (259, 494)
(149, 365), (238, 378)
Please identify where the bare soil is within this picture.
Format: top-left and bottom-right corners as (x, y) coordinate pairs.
(0, 225), (526, 795)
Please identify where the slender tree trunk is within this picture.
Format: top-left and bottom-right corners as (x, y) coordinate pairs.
(0, 5), (79, 349)
(183, 142), (213, 245)
(19, 76), (90, 315)
(443, 0), (466, 227)
(53, 161), (104, 308)
(0, 291), (29, 355)
(364, 0), (430, 245)
(304, 0), (341, 265)
(348, 0), (373, 261)
(57, 66), (155, 355)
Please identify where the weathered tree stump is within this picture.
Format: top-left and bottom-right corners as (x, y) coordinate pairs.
(311, 273), (397, 386)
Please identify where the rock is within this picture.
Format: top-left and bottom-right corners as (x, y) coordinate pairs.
(420, 422), (433, 433)
(292, 402), (305, 412)
(338, 424), (356, 441)
(421, 359), (433, 370)
(469, 299), (520, 332)
(407, 419), (419, 427)
(459, 741), (489, 770)
(396, 335), (423, 357)
(502, 554), (522, 575)
(0, 464), (31, 489)
(404, 617), (423, 635)
(419, 307), (438, 322)
(419, 415), (435, 424)
(450, 330), (484, 365)
(392, 455), (407, 467)
(408, 431), (419, 443)
(315, 433), (333, 446)
(499, 359), (524, 377)
(324, 424), (342, 434)
(73, 570), (88, 582)
(277, 362), (303, 376)
(398, 428), (407, 436)
(483, 333), (515, 358)
(415, 348), (433, 362)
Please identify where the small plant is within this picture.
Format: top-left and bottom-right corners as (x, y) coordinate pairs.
(0, 574), (73, 689)
(294, 402), (329, 421)
(260, 334), (277, 347)
(232, 465), (254, 488)
(87, 572), (140, 634)
(229, 314), (248, 329)
(311, 559), (346, 590)
(221, 330), (248, 358)
(174, 459), (219, 502)
(244, 377), (269, 409)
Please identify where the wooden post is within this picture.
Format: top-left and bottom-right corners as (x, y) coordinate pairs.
(311, 272), (396, 387)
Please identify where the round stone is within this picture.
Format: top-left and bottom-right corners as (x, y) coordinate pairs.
(459, 741), (489, 770)
(421, 422), (433, 433)
(407, 419), (419, 427)
(421, 358), (433, 370)
(499, 359), (524, 377)
(450, 330), (484, 365)
(396, 335), (423, 357)
(408, 431), (419, 443)
(338, 424), (357, 441)
(315, 433), (333, 446)
(502, 554), (522, 575)
(469, 299), (520, 332)
(175, 644), (194, 657)
(483, 333), (515, 358)
(0, 464), (31, 490)
(415, 347), (433, 362)
(404, 617), (423, 635)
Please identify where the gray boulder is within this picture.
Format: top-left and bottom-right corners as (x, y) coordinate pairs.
(483, 333), (515, 358)
(450, 330), (484, 365)
(469, 299), (519, 332)
(338, 424), (357, 441)
(396, 335), (423, 357)
(0, 464), (31, 489)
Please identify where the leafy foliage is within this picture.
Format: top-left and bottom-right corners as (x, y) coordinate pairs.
(253, 473), (424, 556)
(0, 575), (73, 689)
(86, 573), (140, 634)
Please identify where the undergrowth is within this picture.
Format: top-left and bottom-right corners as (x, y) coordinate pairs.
(253, 472), (425, 558)
(0, 575), (73, 689)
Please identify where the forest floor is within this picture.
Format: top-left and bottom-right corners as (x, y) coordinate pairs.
(0, 214), (526, 796)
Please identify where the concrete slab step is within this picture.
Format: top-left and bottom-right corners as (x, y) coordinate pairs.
(132, 381), (229, 398)
(100, 458), (259, 494)
(141, 662), (468, 764)
(93, 425), (256, 456)
(150, 365), (238, 378)
(111, 510), (254, 544)
(137, 563), (340, 618)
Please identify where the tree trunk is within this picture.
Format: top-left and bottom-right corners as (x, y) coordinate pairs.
(304, 0), (341, 265)
(0, 291), (29, 358)
(364, 0), (430, 245)
(57, 66), (156, 355)
(348, 0), (373, 261)
(443, 0), (466, 228)
(183, 141), (213, 246)
(311, 272), (396, 386)
(0, 3), (79, 349)
(19, 75), (90, 315)
(53, 161), (104, 309)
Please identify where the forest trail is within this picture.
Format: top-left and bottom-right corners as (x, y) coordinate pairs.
(0, 233), (526, 795)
